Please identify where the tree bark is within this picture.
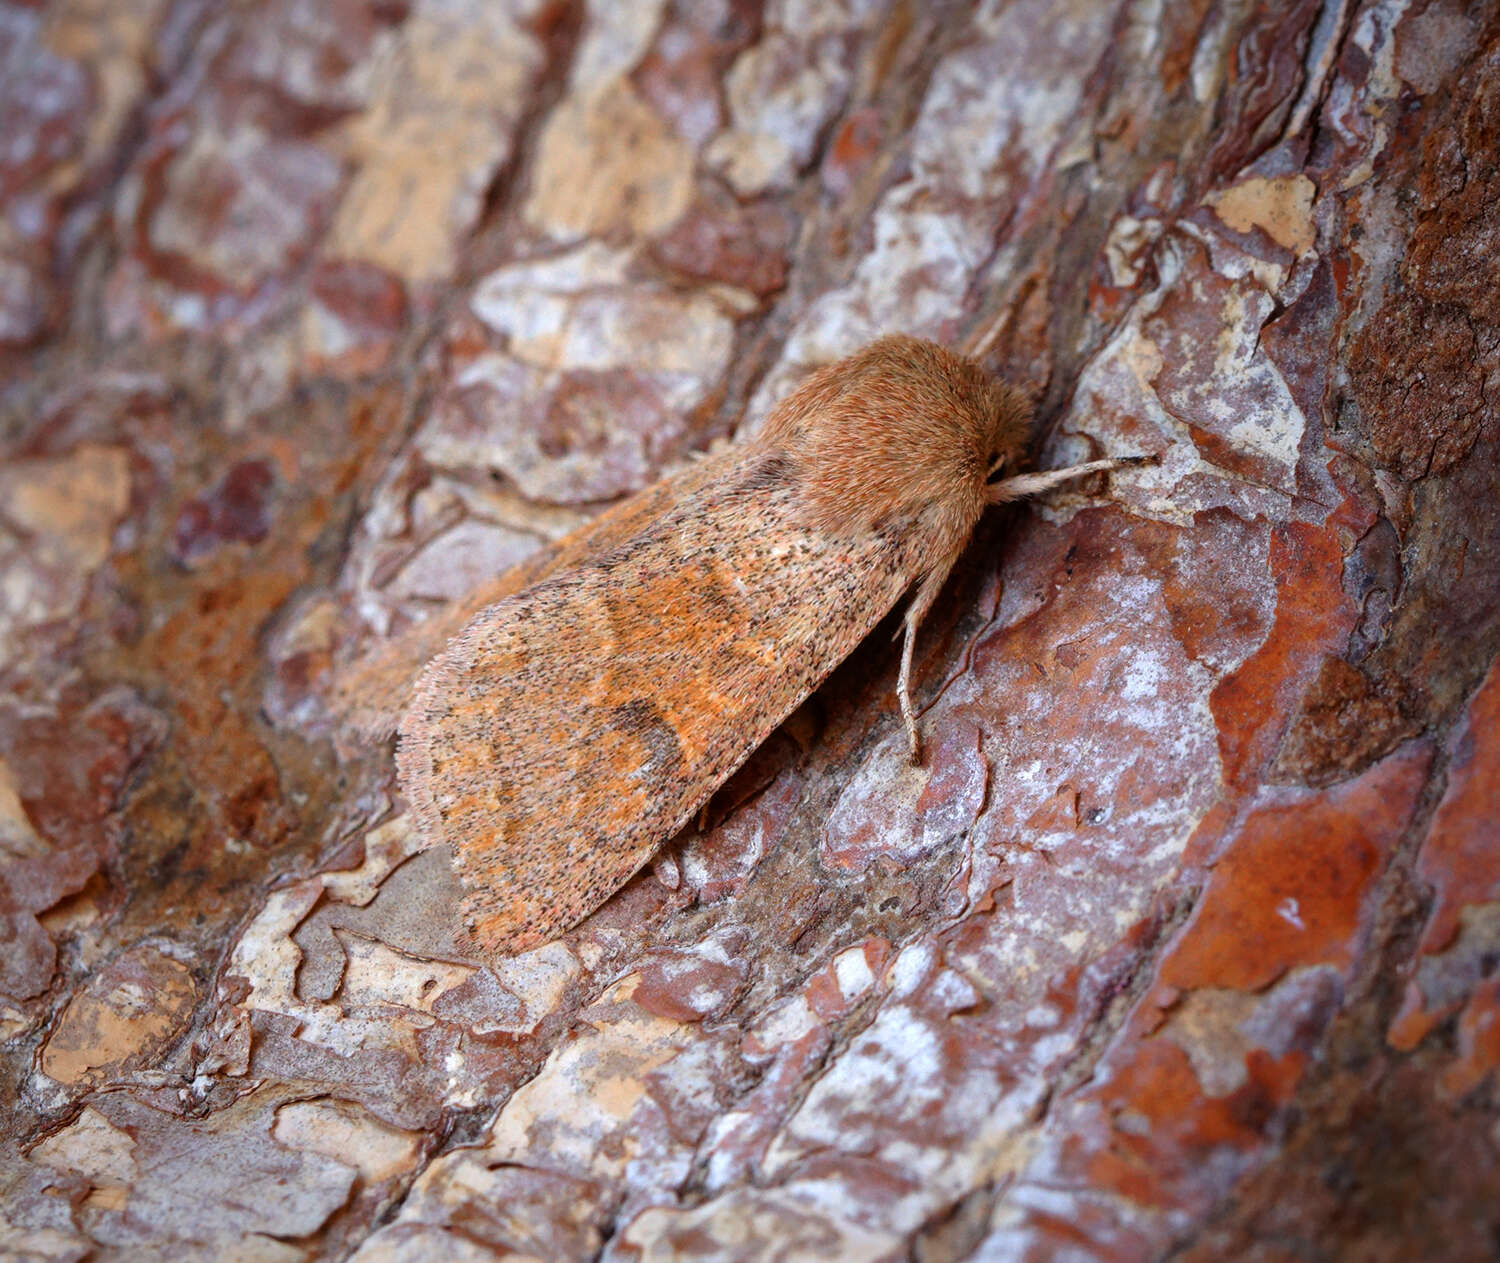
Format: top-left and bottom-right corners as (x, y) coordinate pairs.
(3, 1), (1498, 1259)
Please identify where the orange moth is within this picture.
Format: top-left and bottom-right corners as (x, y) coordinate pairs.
(395, 335), (1148, 956)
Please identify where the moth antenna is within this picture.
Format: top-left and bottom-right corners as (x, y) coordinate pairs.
(987, 454), (1156, 504)
(959, 305), (1010, 366)
(1200, 462), (1336, 512)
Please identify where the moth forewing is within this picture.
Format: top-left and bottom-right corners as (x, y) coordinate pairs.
(397, 442), (933, 956)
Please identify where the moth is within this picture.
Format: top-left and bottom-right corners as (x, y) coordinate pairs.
(395, 335), (1148, 956)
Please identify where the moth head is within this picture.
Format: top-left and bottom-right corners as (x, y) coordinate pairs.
(975, 374), (1035, 492)
(767, 334), (1034, 538)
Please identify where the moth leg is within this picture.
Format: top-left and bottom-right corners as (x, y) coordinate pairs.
(898, 558), (959, 765)
(987, 454), (1154, 503)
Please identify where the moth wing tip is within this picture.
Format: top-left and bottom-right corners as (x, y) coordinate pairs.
(456, 887), (549, 960)
(394, 700), (450, 854)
